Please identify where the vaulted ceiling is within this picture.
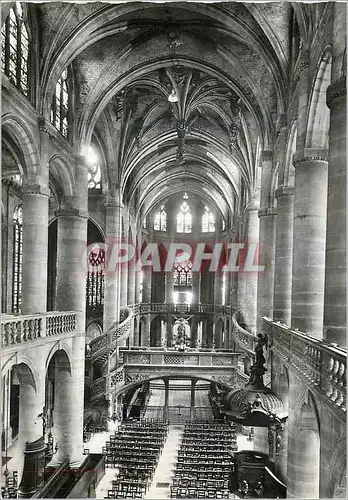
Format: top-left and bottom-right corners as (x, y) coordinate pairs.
(37, 2), (298, 220)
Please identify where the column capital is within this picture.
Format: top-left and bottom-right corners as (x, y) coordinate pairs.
(275, 185), (294, 199)
(326, 76), (346, 108)
(37, 116), (50, 135)
(246, 200), (260, 211)
(293, 148), (329, 166)
(55, 208), (88, 219)
(75, 154), (90, 172)
(258, 207), (276, 218)
(260, 150), (273, 163)
(22, 184), (50, 197)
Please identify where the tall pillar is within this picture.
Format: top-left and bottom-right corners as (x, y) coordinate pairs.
(287, 428), (320, 498)
(142, 316), (151, 347)
(142, 268), (152, 303)
(55, 210), (87, 317)
(323, 77), (346, 346)
(273, 186), (294, 325)
(18, 382), (45, 497)
(165, 271), (174, 303)
(55, 157), (88, 321)
(52, 339), (84, 466)
(214, 273), (223, 305)
(190, 379), (196, 407)
(192, 273), (201, 305)
(242, 202), (260, 333)
(21, 185), (49, 314)
(127, 231), (135, 307)
(120, 213), (128, 307)
(164, 378), (169, 419)
(103, 198), (122, 336)
(257, 151), (276, 329)
(291, 149), (328, 336)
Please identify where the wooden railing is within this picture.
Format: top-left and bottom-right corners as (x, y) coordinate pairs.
(262, 317), (346, 415)
(1, 312), (78, 348)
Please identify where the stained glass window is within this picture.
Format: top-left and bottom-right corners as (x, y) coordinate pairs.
(51, 68), (69, 137)
(12, 204), (23, 313)
(154, 206), (167, 231)
(142, 217), (147, 229)
(177, 201), (192, 233)
(88, 164), (101, 191)
(173, 260), (192, 287)
(1, 3), (29, 96)
(86, 246), (105, 312)
(202, 206), (215, 233)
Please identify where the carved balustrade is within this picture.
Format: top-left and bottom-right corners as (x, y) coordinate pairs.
(262, 317), (346, 415)
(1, 312), (78, 348)
(231, 311), (255, 356)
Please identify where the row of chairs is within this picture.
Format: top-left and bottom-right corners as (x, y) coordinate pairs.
(170, 486), (230, 499)
(170, 422), (236, 499)
(104, 419), (168, 499)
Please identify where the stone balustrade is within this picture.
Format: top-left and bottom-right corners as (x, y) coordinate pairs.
(121, 348), (239, 367)
(262, 317), (346, 416)
(89, 348), (248, 402)
(137, 303), (229, 315)
(1, 312), (78, 348)
(90, 306), (133, 357)
(231, 310), (256, 356)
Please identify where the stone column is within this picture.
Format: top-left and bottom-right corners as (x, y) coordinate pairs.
(242, 202), (260, 333)
(190, 379), (196, 420)
(103, 198), (122, 337)
(142, 268), (152, 303)
(291, 149), (328, 336)
(120, 212), (128, 307)
(18, 382), (44, 479)
(53, 338), (85, 466)
(21, 185), (49, 314)
(165, 271), (174, 303)
(55, 157), (88, 323)
(273, 186), (295, 325)
(257, 151), (276, 329)
(323, 77), (346, 346)
(55, 209), (87, 318)
(164, 378), (169, 419)
(287, 428), (320, 498)
(127, 233), (135, 307)
(214, 273), (223, 305)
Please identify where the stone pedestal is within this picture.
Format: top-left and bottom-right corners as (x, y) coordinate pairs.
(291, 149), (328, 337)
(323, 77), (346, 346)
(21, 185), (49, 314)
(273, 187), (294, 325)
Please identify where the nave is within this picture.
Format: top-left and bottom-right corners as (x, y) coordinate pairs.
(85, 381), (277, 499)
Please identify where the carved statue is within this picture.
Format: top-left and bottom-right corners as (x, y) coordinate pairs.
(254, 333), (268, 366)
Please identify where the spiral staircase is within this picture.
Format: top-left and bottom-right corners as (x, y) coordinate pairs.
(86, 306), (134, 429)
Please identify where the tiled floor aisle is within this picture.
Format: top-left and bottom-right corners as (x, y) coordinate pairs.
(144, 424), (184, 500)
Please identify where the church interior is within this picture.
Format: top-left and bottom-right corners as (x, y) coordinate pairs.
(1, 1), (346, 498)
